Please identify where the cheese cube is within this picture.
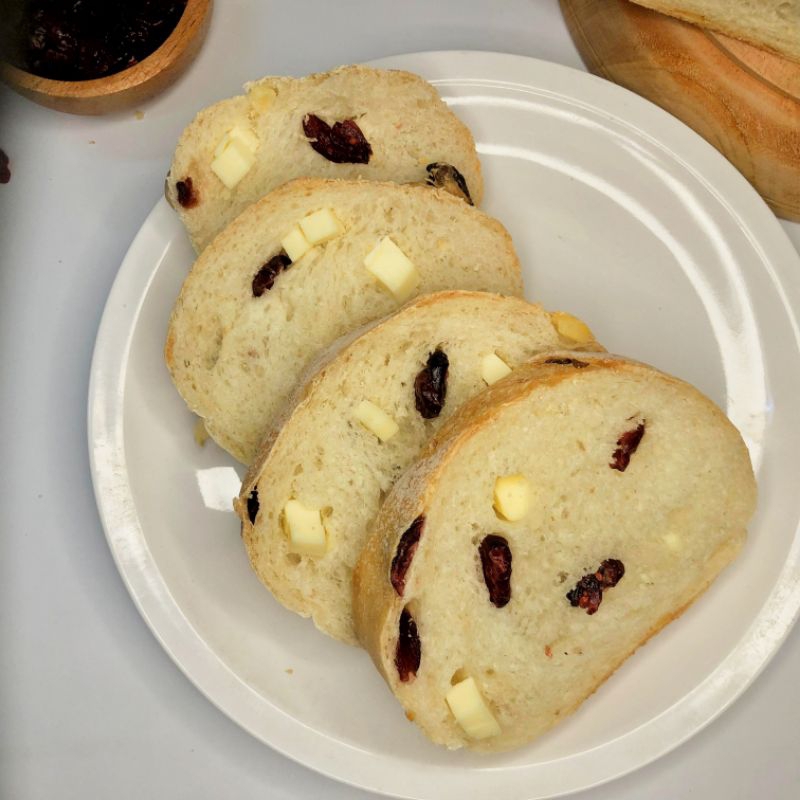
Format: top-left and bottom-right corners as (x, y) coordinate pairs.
(211, 136), (257, 189)
(281, 226), (312, 262)
(299, 208), (344, 245)
(247, 83), (277, 113)
(481, 353), (512, 385)
(550, 311), (594, 344)
(354, 400), (399, 442)
(214, 125), (259, 159)
(363, 236), (420, 302)
(493, 474), (530, 522)
(283, 499), (327, 557)
(445, 677), (501, 740)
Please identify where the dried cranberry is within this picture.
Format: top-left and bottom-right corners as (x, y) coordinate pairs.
(610, 422), (646, 472)
(0, 150), (9, 184)
(425, 162), (473, 205)
(302, 114), (372, 164)
(176, 177), (198, 209)
(544, 357), (589, 368)
(597, 558), (625, 588)
(395, 607), (421, 682)
(390, 516), (425, 596)
(246, 488), (259, 524)
(414, 349), (449, 419)
(566, 574), (603, 614)
(567, 558), (625, 615)
(479, 535), (512, 608)
(252, 252), (291, 297)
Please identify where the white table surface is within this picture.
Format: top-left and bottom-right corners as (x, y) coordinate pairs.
(1, 2), (799, 798)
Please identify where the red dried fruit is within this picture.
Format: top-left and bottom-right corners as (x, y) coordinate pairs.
(252, 252), (292, 297)
(390, 515), (425, 596)
(246, 488), (259, 524)
(544, 357), (589, 368)
(567, 558), (625, 615)
(395, 607), (421, 682)
(302, 114), (372, 164)
(597, 558), (625, 588)
(566, 574), (602, 614)
(176, 177), (198, 208)
(0, 149), (10, 184)
(610, 422), (646, 472)
(414, 349), (449, 419)
(479, 534), (512, 608)
(425, 162), (473, 205)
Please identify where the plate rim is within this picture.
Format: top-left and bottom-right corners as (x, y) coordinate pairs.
(88, 50), (800, 799)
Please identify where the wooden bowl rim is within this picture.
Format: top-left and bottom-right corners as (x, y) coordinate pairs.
(2, 0), (211, 100)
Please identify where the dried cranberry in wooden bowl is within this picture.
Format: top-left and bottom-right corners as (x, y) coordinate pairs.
(0, 0), (212, 115)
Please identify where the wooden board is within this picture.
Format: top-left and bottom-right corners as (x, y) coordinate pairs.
(561, 0), (800, 222)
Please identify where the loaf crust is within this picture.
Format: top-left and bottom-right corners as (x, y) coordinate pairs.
(353, 353), (757, 751)
(234, 292), (603, 643)
(165, 179), (522, 464)
(167, 64), (484, 251)
(629, 0), (800, 63)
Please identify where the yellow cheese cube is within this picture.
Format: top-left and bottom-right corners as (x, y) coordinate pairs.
(550, 311), (594, 344)
(283, 499), (327, 557)
(354, 400), (399, 442)
(299, 208), (345, 245)
(363, 236), (420, 302)
(445, 677), (501, 740)
(211, 137), (256, 189)
(281, 226), (312, 262)
(247, 83), (277, 113)
(481, 353), (512, 385)
(493, 474), (530, 522)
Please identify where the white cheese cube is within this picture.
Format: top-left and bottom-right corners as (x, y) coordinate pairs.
(445, 677), (501, 740)
(299, 208), (345, 245)
(363, 236), (420, 302)
(211, 137), (256, 189)
(283, 499), (327, 557)
(493, 474), (530, 522)
(481, 353), (512, 385)
(550, 311), (594, 344)
(214, 125), (259, 158)
(281, 226), (312, 262)
(354, 400), (399, 442)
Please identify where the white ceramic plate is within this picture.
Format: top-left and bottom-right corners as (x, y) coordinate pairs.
(88, 52), (800, 799)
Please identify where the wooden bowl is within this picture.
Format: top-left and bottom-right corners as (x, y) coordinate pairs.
(0, 0), (212, 115)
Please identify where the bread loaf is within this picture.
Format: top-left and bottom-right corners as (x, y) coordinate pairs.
(165, 179), (523, 464)
(166, 65), (484, 251)
(353, 353), (756, 751)
(629, 0), (800, 62)
(234, 292), (603, 644)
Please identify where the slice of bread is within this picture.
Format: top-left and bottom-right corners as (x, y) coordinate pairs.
(234, 292), (604, 644)
(165, 179), (523, 465)
(166, 65), (484, 251)
(353, 353), (756, 751)
(629, 0), (800, 63)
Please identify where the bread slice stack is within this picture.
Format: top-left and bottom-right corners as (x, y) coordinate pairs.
(166, 65), (484, 251)
(162, 63), (758, 755)
(234, 292), (603, 644)
(165, 179), (523, 464)
(353, 353), (757, 751)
